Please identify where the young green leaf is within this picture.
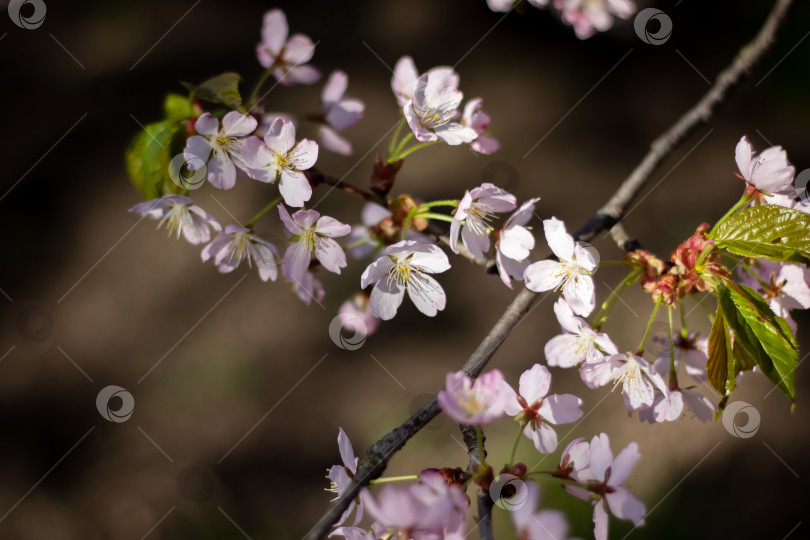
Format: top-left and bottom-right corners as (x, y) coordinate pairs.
(183, 73), (243, 110)
(706, 304), (730, 396)
(125, 120), (178, 199)
(163, 93), (197, 122)
(713, 205), (810, 265)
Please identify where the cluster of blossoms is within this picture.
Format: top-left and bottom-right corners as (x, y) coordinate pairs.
(487, 0), (636, 39)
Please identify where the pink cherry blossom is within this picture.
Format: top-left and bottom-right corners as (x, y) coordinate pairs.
(391, 56), (459, 108)
(130, 195), (221, 245)
(292, 270), (325, 306)
(554, 0), (635, 40)
(524, 217), (598, 316)
(242, 118), (319, 207)
(346, 203), (432, 260)
(450, 183), (517, 259)
(360, 240), (451, 320)
(567, 434), (646, 540)
(318, 70), (364, 156)
(201, 225), (279, 281)
(437, 370), (509, 426)
(327, 428), (363, 527)
(511, 483), (577, 540)
(546, 299), (618, 367)
(278, 205), (350, 283)
(738, 259), (810, 332)
(404, 73), (478, 145)
(735, 135), (796, 197)
(461, 98), (500, 154)
(580, 352), (668, 410)
(256, 9), (320, 85)
(653, 331), (709, 381)
(495, 197), (540, 288)
(339, 292), (382, 338)
(501, 364), (583, 453)
(184, 112), (258, 190)
(638, 360), (716, 423)
(559, 436), (590, 479)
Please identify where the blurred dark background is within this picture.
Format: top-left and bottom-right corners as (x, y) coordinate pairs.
(1, 0), (809, 538)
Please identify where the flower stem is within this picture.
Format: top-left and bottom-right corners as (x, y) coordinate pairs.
(396, 141), (440, 160)
(591, 269), (642, 330)
(668, 304), (678, 388)
(249, 68), (274, 107)
(369, 474), (419, 485)
(414, 212), (454, 223)
(508, 422), (525, 465)
(524, 472), (587, 488)
(709, 192), (752, 236)
(635, 300), (662, 355)
(346, 237), (374, 250)
(417, 200), (459, 211)
(387, 133), (413, 163)
(475, 426), (486, 467)
(678, 299), (689, 339)
(246, 196), (283, 228)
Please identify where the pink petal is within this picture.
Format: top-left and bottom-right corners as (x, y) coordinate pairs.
(518, 364), (551, 404)
(609, 442), (640, 487)
(241, 136), (272, 169)
(261, 9), (288, 56)
(360, 256), (394, 289)
(265, 118), (296, 154)
(222, 111), (258, 137)
(553, 297), (583, 334)
(316, 216), (351, 237)
(206, 149), (237, 190)
(391, 56), (419, 106)
(407, 274), (446, 316)
(292, 139), (319, 171)
(320, 126), (352, 156)
(194, 113), (219, 136)
(370, 280), (405, 320)
(606, 487), (646, 525)
(540, 394), (583, 424)
(282, 242), (311, 283)
(283, 33), (316, 64)
(277, 205), (302, 236)
(434, 123), (479, 145)
(563, 274), (595, 316)
(284, 65), (321, 85)
(326, 99), (364, 131)
(545, 334), (586, 368)
(250, 241), (279, 282)
(593, 500), (609, 540)
(500, 380), (522, 417)
(588, 433), (613, 481)
(322, 70), (347, 105)
(543, 217), (575, 260)
(524, 260), (566, 292)
(185, 135), (212, 165)
(315, 237), (347, 274)
(461, 224), (491, 259)
(279, 170), (312, 207)
(531, 422), (558, 454)
(337, 427), (357, 473)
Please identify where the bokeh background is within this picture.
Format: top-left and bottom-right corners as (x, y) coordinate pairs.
(1, 0), (809, 538)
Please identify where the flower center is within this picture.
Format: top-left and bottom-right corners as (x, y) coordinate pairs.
(415, 88), (457, 129)
(465, 202), (498, 235)
(387, 258), (419, 289)
(159, 204), (189, 237)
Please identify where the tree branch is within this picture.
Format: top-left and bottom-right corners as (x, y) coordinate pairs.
(461, 425), (494, 540)
(304, 1), (794, 537)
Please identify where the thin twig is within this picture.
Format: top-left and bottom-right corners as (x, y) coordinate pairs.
(461, 425), (494, 540)
(303, 1), (794, 537)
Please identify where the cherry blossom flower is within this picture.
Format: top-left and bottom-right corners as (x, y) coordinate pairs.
(496, 197), (541, 288)
(558, 436), (591, 479)
(317, 71), (364, 156)
(524, 218), (598, 316)
(184, 112), (258, 190)
(502, 364), (583, 453)
(404, 73), (478, 145)
(359, 470), (466, 537)
(554, 0), (635, 40)
(292, 271), (325, 306)
(546, 299), (618, 368)
(410, 470), (469, 536)
(461, 98), (500, 154)
(652, 331), (709, 381)
(450, 183), (517, 258)
(201, 225), (279, 281)
(511, 483), (577, 540)
(278, 205), (350, 283)
(327, 428), (363, 527)
(130, 195), (221, 245)
(566, 434), (646, 540)
(735, 135), (796, 200)
(637, 359), (715, 423)
(346, 203), (431, 260)
(438, 370), (509, 426)
(339, 292), (382, 338)
(391, 56), (458, 108)
(256, 9), (320, 85)
(738, 260), (810, 332)
(580, 352), (668, 410)
(243, 118), (319, 207)
(360, 240), (451, 320)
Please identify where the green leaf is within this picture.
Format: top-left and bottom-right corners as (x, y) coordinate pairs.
(163, 93), (197, 122)
(125, 120), (178, 198)
(713, 205), (810, 265)
(183, 73), (243, 110)
(706, 304), (730, 395)
(717, 283), (797, 401)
